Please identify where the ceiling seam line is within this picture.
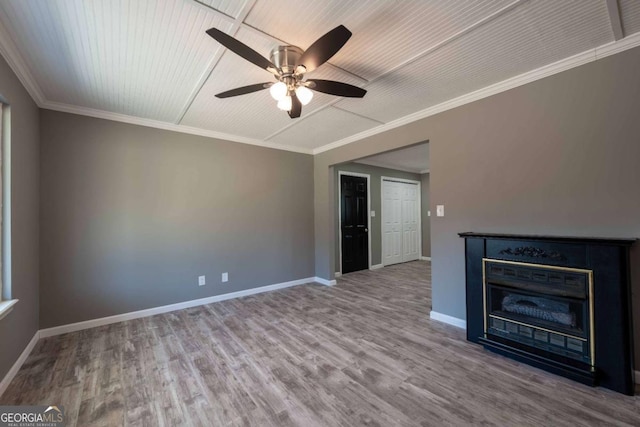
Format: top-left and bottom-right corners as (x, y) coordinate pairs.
(174, 0), (258, 125)
(605, 0), (625, 40)
(182, 0), (236, 24)
(331, 105), (385, 124)
(265, 103), (385, 146)
(263, 100), (342, 141)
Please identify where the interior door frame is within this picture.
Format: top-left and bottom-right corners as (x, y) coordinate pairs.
(338, 171), (372, 275)
(381, 176), (422, 267)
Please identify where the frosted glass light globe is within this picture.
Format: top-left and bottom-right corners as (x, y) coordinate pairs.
(277, 95), (292, 111)
(295, 86), (314, 106)
(269, 82), (287, 101)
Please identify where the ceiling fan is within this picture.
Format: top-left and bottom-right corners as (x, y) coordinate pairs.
(206, 25), (367, 119)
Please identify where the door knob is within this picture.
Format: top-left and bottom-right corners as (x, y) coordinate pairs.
(365, 229), (368, 232)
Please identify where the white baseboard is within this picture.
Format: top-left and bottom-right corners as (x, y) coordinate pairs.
(334, 272), (342, 278)
(314, 276), (336, 286)
(430, 311), (467, 330)
(420, 256), (431, 261)
(40, 277), (315, 338)
(370, 264), (383, 270)
(0, 330), (40, 398)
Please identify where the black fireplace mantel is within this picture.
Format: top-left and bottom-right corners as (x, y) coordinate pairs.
(459, 232), (636, 246)
(460, 232), (636, 395)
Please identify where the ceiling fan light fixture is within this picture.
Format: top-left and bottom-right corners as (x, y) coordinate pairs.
(207, 25), (363, 119)
(269, 81), (288, 101)
(277, 95), (292, 111)
(295, 85), (313, 106)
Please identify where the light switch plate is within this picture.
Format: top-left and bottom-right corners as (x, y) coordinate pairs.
(371, 210), (376, 217)
(428, 210), (431, 217)
(436, 205), (445, 217)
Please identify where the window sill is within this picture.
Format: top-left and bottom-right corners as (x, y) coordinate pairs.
(0, 299), (18, 321)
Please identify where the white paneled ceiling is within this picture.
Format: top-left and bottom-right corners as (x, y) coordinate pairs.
(245, 0), (513, 81)
(0, 0), (232, 122)
(335, 0), (614, 123)
(0, 0), (639, 154)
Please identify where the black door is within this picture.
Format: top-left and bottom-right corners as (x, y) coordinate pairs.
(341, 175), (369, 273)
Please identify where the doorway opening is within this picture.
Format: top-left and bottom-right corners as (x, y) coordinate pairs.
(333, 142), (430, 277)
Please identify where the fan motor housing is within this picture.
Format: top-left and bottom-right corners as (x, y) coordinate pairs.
(270, 46), (304, 75)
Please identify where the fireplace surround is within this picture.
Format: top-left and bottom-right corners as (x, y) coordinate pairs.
(460, 233), (636, 395)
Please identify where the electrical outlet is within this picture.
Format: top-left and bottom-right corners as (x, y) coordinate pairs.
(222, 272), (228, 282)
(198, 275), (206, 286)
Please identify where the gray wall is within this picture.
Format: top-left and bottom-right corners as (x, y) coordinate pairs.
(0, 56), (40, 381)
(334, 163), (421, 270)
(420, 173), (430, 258)
(314, 45), (640, 367)
(40, 111), (314, 328)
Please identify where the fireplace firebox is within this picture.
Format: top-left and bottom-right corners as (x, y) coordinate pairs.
(484, 259), (593, 368)
(460, 233), (635, 395)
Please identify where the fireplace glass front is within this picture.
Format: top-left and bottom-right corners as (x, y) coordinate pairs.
(483, 259), (593, 367)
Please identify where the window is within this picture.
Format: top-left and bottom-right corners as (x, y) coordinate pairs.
(0, 100), (17, 319)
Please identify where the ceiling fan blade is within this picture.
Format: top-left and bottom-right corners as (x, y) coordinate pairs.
(296, 25), (352, 73)
(288, 93), (302, 119)
(215, 83), (272, 98)
(307, 79), (366, 98)
(206, 28), (279, 75)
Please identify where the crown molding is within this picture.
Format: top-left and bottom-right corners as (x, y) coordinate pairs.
(40, 100), (313, 154)
(0, 19), (46, 105)
(312, 31), (640, 155)
(595, 30), (640, 59)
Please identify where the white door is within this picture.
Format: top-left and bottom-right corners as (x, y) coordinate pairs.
(383, 180), (420, 266)
(401, 184), (419, 262)
(383, 181), (403, 265)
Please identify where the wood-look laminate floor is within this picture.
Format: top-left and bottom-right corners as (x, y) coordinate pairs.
(2, 261), (639, 426)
